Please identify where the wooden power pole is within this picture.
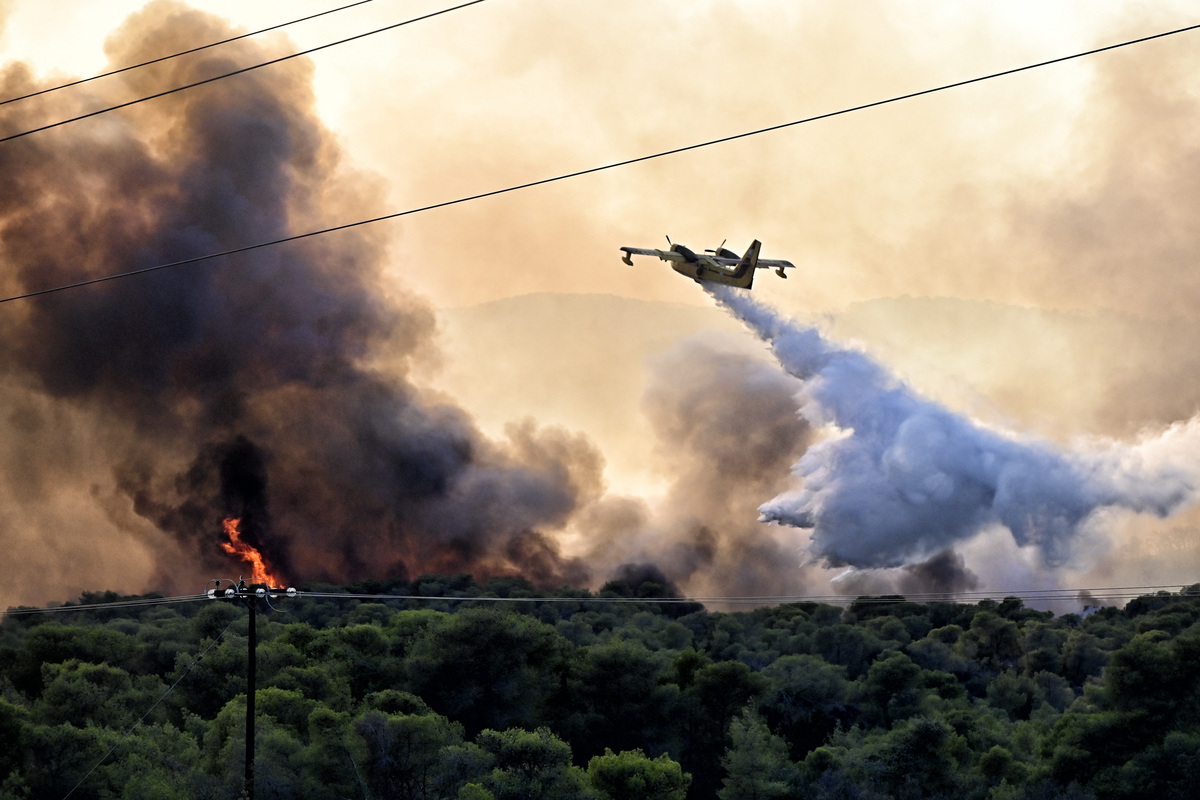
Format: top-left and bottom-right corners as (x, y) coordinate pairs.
(206, 581), (298, 800)
(244, 591), (256, 800)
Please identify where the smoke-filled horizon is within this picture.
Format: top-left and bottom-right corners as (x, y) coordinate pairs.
(3, 0), (1200, 610)
(709, 284), (1200, 574)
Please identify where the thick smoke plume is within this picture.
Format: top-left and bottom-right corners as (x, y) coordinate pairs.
(0, 1), (600, 597)
(568, 333), (816, 601)
(641, 336), (816, 597)
(708, 285), (1200, 570)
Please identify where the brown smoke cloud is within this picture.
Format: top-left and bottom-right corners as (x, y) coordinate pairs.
(0, 1), (608, 602)
(0, 1), (829, 608)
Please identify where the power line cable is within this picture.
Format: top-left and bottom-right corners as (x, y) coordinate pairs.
(4, 584), (1190, 617)
(2, 19), (1196, 306)
(0, 584), (1185, 614)
(0, 0), (379, 108)
(0, 0), (489, 146)
(2, 594), (208, 617)
(60, 613), (239, 800)
(299, 583), (1200, 607)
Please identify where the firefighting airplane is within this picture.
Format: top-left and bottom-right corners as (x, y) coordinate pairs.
(619, 238), (794, 289)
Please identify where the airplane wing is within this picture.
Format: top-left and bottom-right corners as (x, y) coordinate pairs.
(707, 258), (795, 269)
(620, 246), (684, 266)
(708, 255), (795, 277)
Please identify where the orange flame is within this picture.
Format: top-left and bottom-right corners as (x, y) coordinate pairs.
(221, 517), (282, 587)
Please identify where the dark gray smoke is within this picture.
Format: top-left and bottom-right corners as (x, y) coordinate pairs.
(897, 549), (979, 595)
(708, 285), (1200, 571)
(834, 549), (980, 599)
(0, 1), (598, 592)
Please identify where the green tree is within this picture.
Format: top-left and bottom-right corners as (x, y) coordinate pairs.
(587, 748), (690, 800)
(35, 660), (161, 730)
(957, 611), (1022, 672)
(560, 638), (678, 759)
(91, 722), (208, 800)
(475, 727), (594, 800)
(858, 651), (923, 728)
(759, 654), (849, 757)
(1104, 632), (1198, 722)
(300, 707), (363, 800)
(20, 722), (116, 799)
(406, 609), (570, 736)
(1060, 630), (1107, 687)
(7, 625), (139, 695)
(353, 709), (467, 800)
(813, 624), (887, 679)
(682, 660), (770, 794)
(0, 699), (26, 787)
(987, 671), (1038, 721)
(1019, 621), (1069, 676)
(870, 716), (964, 799)
(718, 710), (793, 800)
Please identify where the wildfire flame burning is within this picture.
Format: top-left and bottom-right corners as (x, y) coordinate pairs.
(221, 517), (282, 587)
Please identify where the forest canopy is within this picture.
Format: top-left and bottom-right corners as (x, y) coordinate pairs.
(2, 574), (1199, 800)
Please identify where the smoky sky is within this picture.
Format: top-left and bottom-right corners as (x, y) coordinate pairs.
(9, 1), (1194, 608)
(0, 0), (602, 593)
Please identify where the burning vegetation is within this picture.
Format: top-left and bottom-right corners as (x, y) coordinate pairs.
(219, 518), (282, 587)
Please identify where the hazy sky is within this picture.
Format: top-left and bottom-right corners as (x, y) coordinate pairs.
(2, 0), (1200, 609)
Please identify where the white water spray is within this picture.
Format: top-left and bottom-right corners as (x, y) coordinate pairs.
(708, 285), (1200, 569)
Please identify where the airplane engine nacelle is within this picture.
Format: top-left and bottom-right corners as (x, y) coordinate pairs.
(671, 243), (698, 262)
(776, 267), (787, 278)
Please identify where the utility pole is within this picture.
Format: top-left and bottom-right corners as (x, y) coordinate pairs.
(244, 586), (256, 800)
(207, 580), (298, 800)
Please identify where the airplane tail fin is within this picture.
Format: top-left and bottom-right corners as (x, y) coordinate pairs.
(730, 240), (761, 288)
(738, 240), (761, 272)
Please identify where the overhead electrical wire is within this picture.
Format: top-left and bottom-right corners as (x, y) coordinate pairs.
(4, 583), (1196, 618)
(296, 583), (1200, 607)
(1, 20), (1197, 306)
(0, 0), (489, 146)
(2, 593), (208, 616)
(0, 0), (379, 108)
